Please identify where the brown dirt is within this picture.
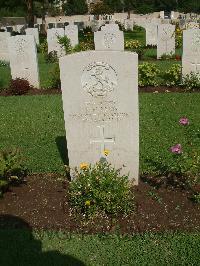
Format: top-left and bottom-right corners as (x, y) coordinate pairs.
(0, 174), (199, 233)
(0, 86), (199, 97)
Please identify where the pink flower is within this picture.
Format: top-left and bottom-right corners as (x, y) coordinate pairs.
(170, 144), (182, 154)
(179, 117), (189, 126)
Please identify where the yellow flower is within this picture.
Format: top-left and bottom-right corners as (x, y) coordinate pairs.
(80, 162), (89, 170)
(104, 149), (110, 156)
(85, 200), (91, 206)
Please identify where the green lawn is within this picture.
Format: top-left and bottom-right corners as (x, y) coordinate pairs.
(0, 93), (199, 173)
(0, 230), (200, 266)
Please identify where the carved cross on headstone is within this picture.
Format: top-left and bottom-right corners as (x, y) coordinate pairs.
(90, 125), (115, 158)
(191, 59), (200, 72)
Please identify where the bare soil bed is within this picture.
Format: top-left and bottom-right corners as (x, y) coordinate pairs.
(0, 174), (199, 233)
(0, 86), (199, 97)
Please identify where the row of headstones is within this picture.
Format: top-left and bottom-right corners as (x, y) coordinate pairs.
(0, 23), (199, 90)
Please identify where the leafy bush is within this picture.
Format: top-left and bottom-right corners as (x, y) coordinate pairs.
(57, 35), (72, 55)
(45, 51), (58, 63)
(39, 39), (48, 56)
(48, 63), (61, 89)
(78, 39), (95, 51)
(182, 72), (200, 91)
(8, 78), (33, 95)
(0, 60), (9, 67)
(175, 26), (183, 48)
(0, 148), (27, 196)
(69, 161), (134, 220)
(162, 64), (182, 87)
(139, 62), (160, 87)
(125, 40), (144, 59)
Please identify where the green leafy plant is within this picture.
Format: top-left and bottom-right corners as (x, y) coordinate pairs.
(8, 78), (33, 95)
(57, 35), (72, 55)
(182, 72), (200, 91)
(45, 51), (58, 63)
(125, 40), (144, 59)
(162, 64), (182, 87)
(39, 39), (48, 56)
(0, 148), (27, 196)
(0, 60), (9, 67)
(139, 62), (160, 87)
(48, 63), (61, 89)
(68, 161), (134, 221)
(142, 117), (200, 190)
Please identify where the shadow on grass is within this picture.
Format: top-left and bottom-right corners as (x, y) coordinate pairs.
(0, 214), (85, 266)
(56, 136), (69, 166)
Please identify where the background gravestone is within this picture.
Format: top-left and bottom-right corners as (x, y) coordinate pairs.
(8, 35), (40, 88)
(145, 23), (158, 46)
(182, 29), (200, 76)
(157, 24), (175, 58)
(0, 32), (10, 62)
(47, 28), (65, 57)
(65, 24), (78, 47)
(94, 28), (124, 51)
(25, 28), (39, 45)
(59, 51), (139, 184)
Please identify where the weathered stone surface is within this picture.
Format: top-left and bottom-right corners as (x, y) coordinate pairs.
(145, 23), (158, 46)
(59, 51), (139, 184)
(94, 30), (124, 51)
(25, 28), (39, 45)
(182, 29), (200, 76)
(0, 32), (10, 62)
(8, 35), (40, 88)
(47, 28), (65, 57)
(157, 24), (175, 58)
(65, 24), (78, 47)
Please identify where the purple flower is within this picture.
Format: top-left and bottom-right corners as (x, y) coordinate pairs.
(170, 144), (182, 154)
(179, 117), (189, 126)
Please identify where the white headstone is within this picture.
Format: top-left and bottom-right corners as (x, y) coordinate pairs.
(65, 24), (78, 47)
(8, 35), (40, 88)
(145, 23), (158, 46)
(59, 51), (139, 184)
(0, 32), (10, 62)
(94, 30), (124, 51)
(157, 24), (175, 58)
(47, 28), (65, 57)
(124, 19), (134, 31)
(182, 29), (200, 76)
(101, 23), (119, 32)
(25, 28), (39, 45)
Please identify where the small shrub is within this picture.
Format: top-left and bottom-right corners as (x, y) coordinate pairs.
(78, 40), (95, 51)
(182, 72), (200, 91)
(0, 148), (27, 196)
(8, 78), (33, 95)
(69, 161), (134, 221)
(0, 60), (9, 67)
(125, 40), (144, 59)
(49, 63), (61, 89)
(57, 35), (72, 55)
(175, 26), (183, 49)
(45, 51), (58, 64)
(162, 64), (182, 87)
(139, 62), (160, 87)
(39, 39), (48, 56)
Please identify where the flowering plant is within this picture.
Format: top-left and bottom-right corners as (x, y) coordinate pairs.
(68, 161), (134, 221)
(143, 117), (200, 189)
